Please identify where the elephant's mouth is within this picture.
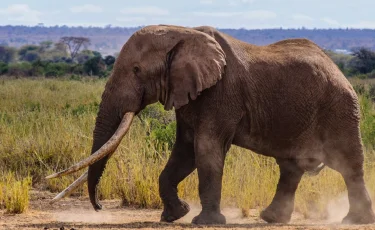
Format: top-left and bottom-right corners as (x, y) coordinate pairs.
(46, 112), (135, 204)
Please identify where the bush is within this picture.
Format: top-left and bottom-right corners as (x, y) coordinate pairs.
(44, 62), (70, 77)
(104, 55), (116, 66)
(0, 62), (8, 75)
(84, 56), (105, 76)
(22, 51), (41, 62)
(7, 62), (33, 77)
(1, 173), (32, 214)
(0, 46), (16, 63)
(138, 103), (176, 152)
(351, 47), (375, 74)
(149, 121), (176, 151)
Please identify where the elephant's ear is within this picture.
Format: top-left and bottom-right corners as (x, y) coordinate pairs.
(164, 32), (226, 110)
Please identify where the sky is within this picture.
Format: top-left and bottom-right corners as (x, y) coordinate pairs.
(0, 0), (374, 29)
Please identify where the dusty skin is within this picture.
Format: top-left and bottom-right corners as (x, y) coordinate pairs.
(1, 191), (375, 230)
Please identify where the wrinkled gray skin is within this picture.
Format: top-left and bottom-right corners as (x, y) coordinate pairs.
(87, 25), (375, 225)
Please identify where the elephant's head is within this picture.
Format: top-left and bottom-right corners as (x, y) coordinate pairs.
(46, 25), (226, 210)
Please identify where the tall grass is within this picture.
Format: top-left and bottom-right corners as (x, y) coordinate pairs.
(0, 172), (32, 213)
(0, 78), (375, 218)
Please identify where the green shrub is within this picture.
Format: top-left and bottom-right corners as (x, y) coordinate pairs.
(7, 62), (33, 77)
(0, 62), (8, 75)
(69, 74), (82, 81)
(149, 121), (176, 151)
(84, 56), (105, 76)
(45, 62), (70, 77)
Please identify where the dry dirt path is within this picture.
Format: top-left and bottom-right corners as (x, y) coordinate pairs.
(1, 190), (375, 230)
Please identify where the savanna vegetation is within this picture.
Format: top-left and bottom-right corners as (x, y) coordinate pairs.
(0, 76), (374, 218)
(0, 37), (116, 79)
(1, 32), (375, 216)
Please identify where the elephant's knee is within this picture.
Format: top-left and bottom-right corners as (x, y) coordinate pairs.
(159, 169), (169, 189)
(159, 169), (174, 194)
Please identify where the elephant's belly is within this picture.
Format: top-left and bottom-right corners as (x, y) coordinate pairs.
(232, 125), (324, 159)
(232, 109), (324, 159)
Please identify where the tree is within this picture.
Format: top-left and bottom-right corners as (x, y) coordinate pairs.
(18, 45), (39, 56)
(351, 47), (375, 74)
(18, 45), (40, 61)
(39, 41), (53, 52)
(60, 37), (90, 61)
(104, 55), (116, 66)
(22, 51), (41, 62)
(84, 56), (105, 76)
(76, 50), (95, 64)
(0, 46), (16, 63)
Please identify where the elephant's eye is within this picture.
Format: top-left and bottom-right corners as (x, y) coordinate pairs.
(133, 66), (140, 74)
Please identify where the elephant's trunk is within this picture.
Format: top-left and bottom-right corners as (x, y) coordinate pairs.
(88, 110), (134, 210)
(46, 107), (134, 209)
(87, 108), (120, 210)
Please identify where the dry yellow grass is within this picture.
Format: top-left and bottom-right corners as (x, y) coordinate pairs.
(0, 78), (374, 219)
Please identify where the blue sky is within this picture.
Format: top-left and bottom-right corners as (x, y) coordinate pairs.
(0, 0), (374, 29)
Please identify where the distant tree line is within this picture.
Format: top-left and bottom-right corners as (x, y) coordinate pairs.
(0, 36), (116, 78)
(326, 47), (375, 79)
(1, 36), (375, 80)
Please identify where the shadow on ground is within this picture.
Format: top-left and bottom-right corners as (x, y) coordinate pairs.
(19, 221), (332, 229)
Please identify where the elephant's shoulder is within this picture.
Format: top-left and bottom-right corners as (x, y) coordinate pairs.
(269, 38), (320, 50)
(193, 26), (219, 38)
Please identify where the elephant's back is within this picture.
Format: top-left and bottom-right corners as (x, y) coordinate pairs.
(236, 40), (357, 155)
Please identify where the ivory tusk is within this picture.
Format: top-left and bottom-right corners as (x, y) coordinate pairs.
(49, 171), (88, 204)
(46, 112), (134, 179)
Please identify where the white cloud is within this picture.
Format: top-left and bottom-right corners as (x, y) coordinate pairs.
(321, 17), (340, 26)
(121, 6), (169, 16)
(70, 4), (102, 13)
(292, 14), (314, 22)
(192, 10), (275, 20)
(0, 4), (41, 24)
(200, 0), (214, 4)
(192, 11), (241, 17)
(116, 17), (146, 22)
(243, 10), (277, 20)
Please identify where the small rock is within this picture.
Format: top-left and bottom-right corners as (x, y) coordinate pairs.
(60, 227), (65, 230)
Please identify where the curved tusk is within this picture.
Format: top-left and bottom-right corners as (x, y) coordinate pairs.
(49, 171), (88, 204)
(46, 112), (135, 179)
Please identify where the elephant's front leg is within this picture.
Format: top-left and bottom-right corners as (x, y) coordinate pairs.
(159, 136), (196, 222)
(192, 137), (227, 225)
(260, 158), (304, 223)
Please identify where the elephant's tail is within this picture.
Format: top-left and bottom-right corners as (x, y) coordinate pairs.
(306, 163), (325, 176)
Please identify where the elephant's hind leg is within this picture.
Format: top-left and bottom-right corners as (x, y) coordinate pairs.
(261, 158), (304, 223)
(159, 125), (196, 222)
(324, 136), (375, 224)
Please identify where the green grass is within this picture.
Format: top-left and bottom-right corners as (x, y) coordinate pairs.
(0, 78), (375, 218)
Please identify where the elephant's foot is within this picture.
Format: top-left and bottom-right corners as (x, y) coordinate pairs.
(160, 200), (190, 222)
(342, 210), (375, 224)
(192, 211), (226, 225)
(260, 205), (292, 224)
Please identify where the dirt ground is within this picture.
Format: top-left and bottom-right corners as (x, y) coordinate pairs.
(1, 190), (375, 230)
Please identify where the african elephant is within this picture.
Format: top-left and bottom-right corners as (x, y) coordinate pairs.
(47, 25), (375, 225)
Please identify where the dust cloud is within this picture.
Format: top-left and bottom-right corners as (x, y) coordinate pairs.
(53, 208), (115, 223)
(178, 203), (255, 224)
(326, 192), (349, 223)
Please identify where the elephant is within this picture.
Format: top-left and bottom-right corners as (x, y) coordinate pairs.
(47, 25), (375, 225)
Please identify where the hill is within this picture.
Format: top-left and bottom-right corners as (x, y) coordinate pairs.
(1, 25), (375, 55)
